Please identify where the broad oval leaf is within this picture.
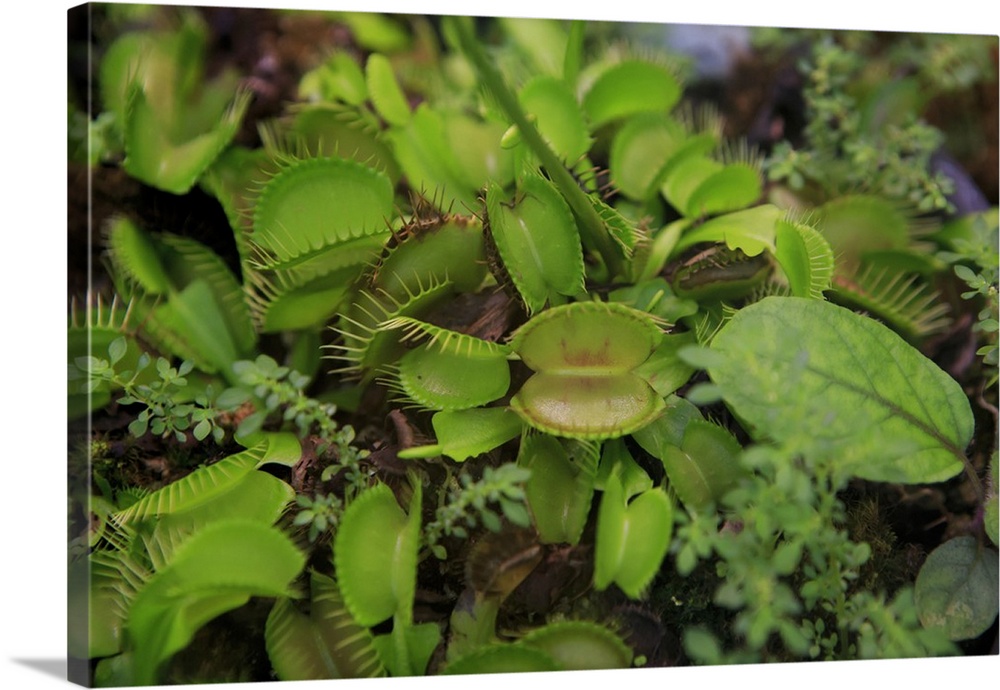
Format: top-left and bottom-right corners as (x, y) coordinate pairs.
(914, 536), (999, 641)
(365, 53), (410, 126)
(704, 296), (973, 483)
(509, 301), (666, 439)
(609, 113), (686, 201)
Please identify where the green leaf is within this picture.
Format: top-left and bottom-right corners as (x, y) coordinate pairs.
(265, 572), (385, 681)
(609, 113), (688, 201)
(443, 644), (560, 675)
(658, 420), (746, 511)
(485, 174), (586, 314)
(705, 296), (973, 483)
(251, 156), (394, 268)
(582, 60), (681, 129)
(914, 536), (999, 641)
(773, 218), (835, 299)
(333, 482), (421, 627)
(394, 341), (510, 411)
(68, 557), (125, 659)
(365, 53), (410, 126)
(299, 52), (368, 104)
(372, 621), (441, 677)
(518, 75), (590, 163)
(673, 204), (781, 257)
(106, 217), (173, 295)
(511, 301), (662, 373)
(114, 444), (268, 524)
(123, 83), (250, 195)
(519, 434), (597, 544)
(661, 155), (761, 218)
(512, 372), (664, 440)
(499, 16), (568, 76)
(440, 112), (515, 188)
(519, 621), (633, 670)
(385, 104), (480, 212)
(985, 452), (999, 548)
(128, 520), (305, 685)
(593, 474), (673, 598)
(397, 408), (523, 462)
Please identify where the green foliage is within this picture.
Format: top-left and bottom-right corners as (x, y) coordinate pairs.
(83, 337), (224, 443)
(914, 536), (999, 641)
(937, 209), (1000, 386)
(766, 40), (955, 213)
(675, 444), (957, 663)
(593, 471), (674, 598)
(485, 173), (586, 314)
(292, 493), (343, 543)
(688, 296), (974, 484)
(425, 463), (532, 559)
(127, 520), (305, 684)
(99, 10), (250, 193)
(70, 10), (994, 683)
(518, 433), (598, 544)
(265, 572), (386, 680)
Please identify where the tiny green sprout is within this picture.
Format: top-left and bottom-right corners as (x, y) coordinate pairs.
(509, 301), (666, 439)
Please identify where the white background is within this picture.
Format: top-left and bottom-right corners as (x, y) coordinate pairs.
(4, 0), (998, 688)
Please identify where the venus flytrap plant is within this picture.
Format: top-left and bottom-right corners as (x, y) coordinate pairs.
(71, 10), (997, 682)
(99, 9), (250, 195)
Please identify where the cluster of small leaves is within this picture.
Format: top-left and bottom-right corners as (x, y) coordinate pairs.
(81, 337), (224, 443)
(218, 355), (367, 471)
(675, 443), (957, 664)
(886, 32), (998, 95)
(292, 492), (344, 543)
(940, 217), (999, 387)
(424, 463), (532, 559)
(765, 40), (955, 212)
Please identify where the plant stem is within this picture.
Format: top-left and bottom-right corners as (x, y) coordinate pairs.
(452, 18), (623, 277)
